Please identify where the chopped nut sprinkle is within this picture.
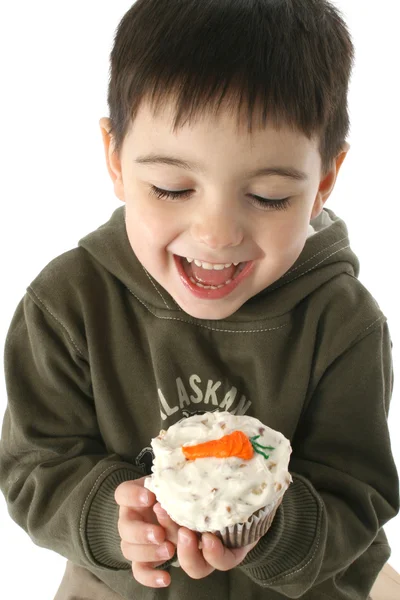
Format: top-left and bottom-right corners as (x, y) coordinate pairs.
(226, 506), (232, 513)
(252, 482), (267, 495)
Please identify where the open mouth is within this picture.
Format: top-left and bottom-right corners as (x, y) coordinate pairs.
(174, 255), (254, 299)
(182, 257), (246, 289)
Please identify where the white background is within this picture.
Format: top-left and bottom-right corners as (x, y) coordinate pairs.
(0, 1), (399, 597)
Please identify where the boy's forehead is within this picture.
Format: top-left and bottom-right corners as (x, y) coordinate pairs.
(128, 98), (319, 157)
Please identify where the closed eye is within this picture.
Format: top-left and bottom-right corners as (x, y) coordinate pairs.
(149, 186), (291, 211)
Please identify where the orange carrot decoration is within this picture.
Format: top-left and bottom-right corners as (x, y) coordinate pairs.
(182, 430), (254, 460)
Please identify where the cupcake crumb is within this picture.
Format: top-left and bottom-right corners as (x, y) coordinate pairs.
(226, 506), (232, 513)
(274, 482), (282, 491)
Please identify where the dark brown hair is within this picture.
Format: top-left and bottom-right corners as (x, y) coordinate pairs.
(106, 0), (355, 176)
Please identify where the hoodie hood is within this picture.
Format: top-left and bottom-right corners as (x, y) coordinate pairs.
(78, 206), (359, 322)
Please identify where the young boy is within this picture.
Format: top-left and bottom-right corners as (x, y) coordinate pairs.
(0, 0), (399, 598)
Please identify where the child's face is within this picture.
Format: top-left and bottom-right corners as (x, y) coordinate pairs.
(100, 100), (347, 320)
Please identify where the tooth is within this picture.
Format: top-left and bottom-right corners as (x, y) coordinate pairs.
(201, 262), (214, 270)
(217, 284), (224, 289)
(195, 282), (205, 288)
(213, 264), (226, 270)
(233, 262), (239, 266)
(203, 285), (211, 289)
(225, 263), (232, 268)
(186, 258), (194, 263)
(210, 286), (217, 289)
(194, 259), (202, 267)
(225, 279), (232, 284)
(190, 277), (196, 283)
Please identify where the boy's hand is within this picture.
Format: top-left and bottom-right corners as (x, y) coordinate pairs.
(115, 478), (259, 587)
(177, 525), (259, 579)
(114, 477), (180, 588)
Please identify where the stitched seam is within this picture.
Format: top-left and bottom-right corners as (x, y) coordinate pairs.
(359, 316), (384, 337)
(27, 286), (86, 358)
(267, 495), (324, 583)
(80, 464), (121, 546)
(126, 285), (288, 333)
(281, 245), (350, 286)
(285, 237), (348, 275)
(141, 266), (171, 309)
(321, 315), (386, 377)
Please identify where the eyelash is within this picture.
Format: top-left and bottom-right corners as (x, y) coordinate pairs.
(149, 186), (291, 211)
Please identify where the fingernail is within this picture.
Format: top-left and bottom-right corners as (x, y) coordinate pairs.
(156, 576), (168, 587)
(179, 530), (191, 545)
(147, 530), (158, 544)
(202, 535), (215, 550)
(139, 490), (149, 504)
(157, 544), (171, 559)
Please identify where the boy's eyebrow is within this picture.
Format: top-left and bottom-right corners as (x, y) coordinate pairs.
(134, 153), (308, 181)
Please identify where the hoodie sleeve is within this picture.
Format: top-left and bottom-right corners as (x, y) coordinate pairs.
(0, 292), (143, 570)
(238, 317), (399, 597)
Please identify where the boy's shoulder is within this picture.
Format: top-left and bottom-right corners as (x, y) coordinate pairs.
(28, 246), (102, 298)
(310, 270), (389, 362)
(25, 247), (109, 349)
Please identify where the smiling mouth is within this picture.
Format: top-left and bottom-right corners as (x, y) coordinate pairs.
(178, 256), (247, 289)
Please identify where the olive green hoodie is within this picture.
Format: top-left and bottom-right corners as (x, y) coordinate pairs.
(0, 206), (398, 599)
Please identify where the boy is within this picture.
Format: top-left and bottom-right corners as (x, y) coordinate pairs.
(0, 0), (399, 598)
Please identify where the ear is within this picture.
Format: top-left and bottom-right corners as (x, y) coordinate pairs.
(99, 117), (125, 202)
(311, 142), (350, 220)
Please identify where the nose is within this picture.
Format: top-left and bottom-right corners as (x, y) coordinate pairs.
(190, 202), (244, 249)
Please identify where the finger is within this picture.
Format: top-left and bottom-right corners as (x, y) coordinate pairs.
(118, 511), (166, 545)
(121, 540), (176, 563)
(153, 503), (180, 545)
(201, 533), (258, 571)
(131, 562), (171, 589)
(115, 479), (156, 508)
(177, 528), (214, 579)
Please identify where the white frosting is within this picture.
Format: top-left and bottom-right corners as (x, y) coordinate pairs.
(144, 411), (292, 531)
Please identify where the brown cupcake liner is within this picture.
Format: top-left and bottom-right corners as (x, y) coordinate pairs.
(212, 496), (283, 548)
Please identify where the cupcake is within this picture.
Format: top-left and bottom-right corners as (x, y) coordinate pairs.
(144, 411), (292, 548)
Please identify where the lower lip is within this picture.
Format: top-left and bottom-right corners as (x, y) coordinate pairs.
(173, 255), (255, 299)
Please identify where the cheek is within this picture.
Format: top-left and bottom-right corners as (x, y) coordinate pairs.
(125, 199), (182, 255)
(267, 217), (308, 258)
(126, 201), (164, 239)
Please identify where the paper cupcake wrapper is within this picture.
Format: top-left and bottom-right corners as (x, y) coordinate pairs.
(212, 496), (283, 548)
